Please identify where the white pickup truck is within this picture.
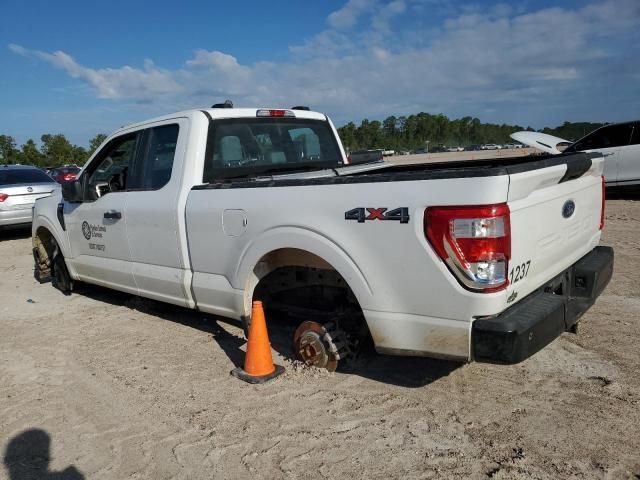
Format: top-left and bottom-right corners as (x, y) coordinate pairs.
(31, 105), (613, 370)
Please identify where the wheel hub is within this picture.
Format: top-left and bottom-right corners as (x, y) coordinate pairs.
(293, 320), (351, 372)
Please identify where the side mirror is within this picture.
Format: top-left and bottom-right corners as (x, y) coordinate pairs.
(61, 179), (83, 203)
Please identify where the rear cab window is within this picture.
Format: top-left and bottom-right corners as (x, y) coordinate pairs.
(203, 117), (343, 182)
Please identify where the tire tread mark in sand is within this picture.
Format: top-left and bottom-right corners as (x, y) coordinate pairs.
(486, 447), (526, 478)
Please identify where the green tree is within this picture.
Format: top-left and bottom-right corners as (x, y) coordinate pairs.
(40, 134), (76, 165)
(0, 135), (19, 163)
(20, 139), (45, 166)
(542, 121), (604, 141)
(337, 122), (358, 152)
(72, 145), (89, 165)
(88, 133), (108, 156)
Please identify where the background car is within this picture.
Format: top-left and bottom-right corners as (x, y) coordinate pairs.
(512, 120), (640, 187)
(0, 165), (60, 230)
(50, 165), (81, 183)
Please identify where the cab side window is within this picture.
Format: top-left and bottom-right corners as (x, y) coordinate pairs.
(86, 134), (138, 199)
(131, 124), (179, 190)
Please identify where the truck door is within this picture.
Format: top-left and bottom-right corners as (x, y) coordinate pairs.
(618, 122), (640, 186)
(124, 120), (191, 306)
(64, 132), (140, 293)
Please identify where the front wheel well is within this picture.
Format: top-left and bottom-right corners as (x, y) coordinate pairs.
(33, 227), (58, 281)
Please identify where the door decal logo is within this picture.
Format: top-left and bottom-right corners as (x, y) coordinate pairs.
(27, 186), (33, 193)
(82, 221), (92, 240)
(562, 200), (576, 219)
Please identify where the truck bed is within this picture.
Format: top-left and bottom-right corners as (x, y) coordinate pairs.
(192, 152), (596, 190)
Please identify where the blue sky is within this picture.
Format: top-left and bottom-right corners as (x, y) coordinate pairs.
(1, 0), (639, 147)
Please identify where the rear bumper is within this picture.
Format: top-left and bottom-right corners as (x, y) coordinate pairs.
(0, 208), (33, 228)
(472, 246), (614, 364)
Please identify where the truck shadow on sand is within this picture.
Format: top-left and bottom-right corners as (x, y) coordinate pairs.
(3, 429), (84, 480)
(73, 283), (461, 388)
(0, 226), (32, 242)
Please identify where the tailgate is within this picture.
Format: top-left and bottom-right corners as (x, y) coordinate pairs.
(506, 153), (604, 304)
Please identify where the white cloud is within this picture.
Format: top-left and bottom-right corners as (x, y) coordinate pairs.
(371, 0), (406, 34)
(9, 43), (181, 100)
(186, 49), (245, 72)
(327, 0), (376, 29)
(8, 0), (640, 128)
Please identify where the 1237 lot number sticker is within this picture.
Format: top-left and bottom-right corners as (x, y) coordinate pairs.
(510, 260), (531, 284)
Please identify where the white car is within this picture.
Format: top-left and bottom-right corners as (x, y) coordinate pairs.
(32, 105), (612, 369)
(482, 144), (501, 150)
(0, 165), (60, 230)
(511, 121), (640, 187)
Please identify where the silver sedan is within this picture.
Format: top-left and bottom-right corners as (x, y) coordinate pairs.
(0, 165), (61, 230)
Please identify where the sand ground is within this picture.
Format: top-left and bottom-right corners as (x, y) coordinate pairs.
(1, 192), (639, 479)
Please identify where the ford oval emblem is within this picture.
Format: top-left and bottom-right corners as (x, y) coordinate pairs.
(27, 186), (33, 193)
(562, 200), (575, 218)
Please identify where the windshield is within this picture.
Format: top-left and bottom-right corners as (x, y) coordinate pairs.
(0, 169), (57, 186)
(203, 118), (343, 182)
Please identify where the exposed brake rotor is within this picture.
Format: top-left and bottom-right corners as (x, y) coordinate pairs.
(292, 321), (352, 372)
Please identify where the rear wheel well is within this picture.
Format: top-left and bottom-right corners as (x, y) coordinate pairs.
(248, 248), (369, 339)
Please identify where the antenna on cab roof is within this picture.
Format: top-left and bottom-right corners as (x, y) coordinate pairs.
(211, 100), (233, 108)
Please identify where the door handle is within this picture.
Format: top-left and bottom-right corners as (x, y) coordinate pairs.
(104, 211), (122, 219)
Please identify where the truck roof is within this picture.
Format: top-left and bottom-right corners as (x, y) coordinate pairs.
(111, 107), (328, 136)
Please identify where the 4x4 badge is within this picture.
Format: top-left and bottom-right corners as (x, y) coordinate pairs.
(345, 207), (410, 223)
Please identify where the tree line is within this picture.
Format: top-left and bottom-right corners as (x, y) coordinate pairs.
(336, 113), (604, 152)
(0, 114), (605, 166)
(0, 133), (107, 167)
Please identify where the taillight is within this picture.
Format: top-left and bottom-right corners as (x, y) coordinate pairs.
(425, 203), (511, 292)
(347, 153), (352, 163)
(256, 109), (295, 118)
(63, 173), (77, 181)
(600, 175), (605, 230)
(0, 193), (7, 202)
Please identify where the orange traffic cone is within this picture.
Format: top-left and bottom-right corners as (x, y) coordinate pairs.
(231, 301), (285, 384)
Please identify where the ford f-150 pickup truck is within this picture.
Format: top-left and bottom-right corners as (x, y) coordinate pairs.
(31, 105), (613, 370)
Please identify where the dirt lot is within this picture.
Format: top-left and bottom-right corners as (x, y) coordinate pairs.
(388, 147), (538, 165)
(1, 194), (639, 479)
